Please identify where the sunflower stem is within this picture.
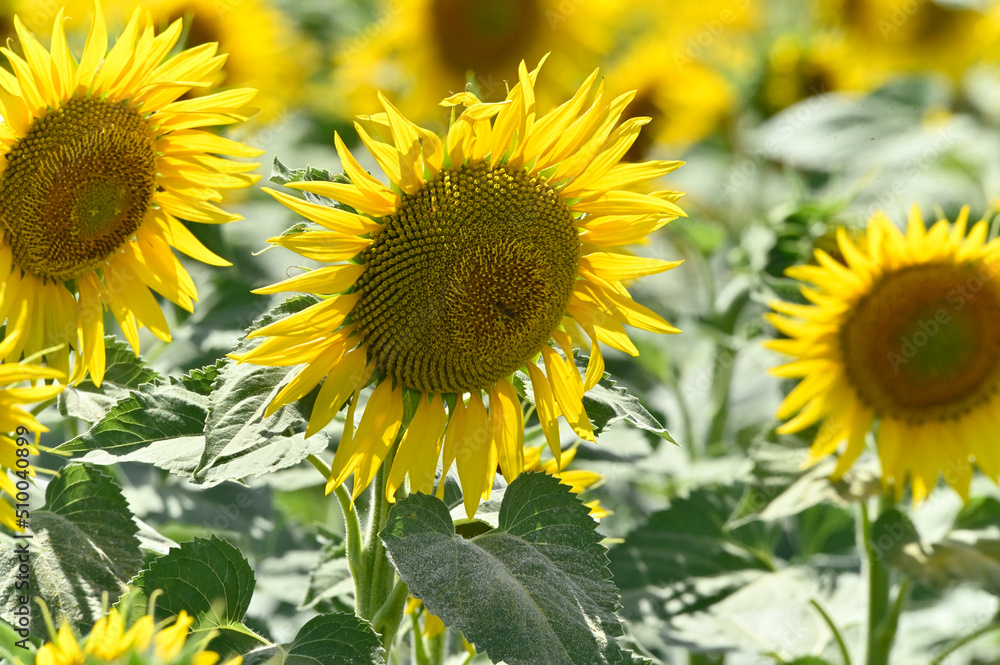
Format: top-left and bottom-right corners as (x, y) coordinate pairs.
(861, 498), (899, 665)
(373, 578), (409, 654)
(810, 598), (851, 665)
(412, 611), (430, 665)
(927, 621), (1000, 665)
(357, 443), (405, 654)
(307, 454), (363, 613)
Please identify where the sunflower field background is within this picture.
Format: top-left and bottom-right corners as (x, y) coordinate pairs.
(1, 0), (1000, 664)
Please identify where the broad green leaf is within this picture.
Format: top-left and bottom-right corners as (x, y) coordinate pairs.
(609, 486), (770, 590)
(242, 614), (384, 665)
(58, 336), (161, 422)
(953, 496), (1000, 532)
(195, 296), (330, 485)
(580, 376), (673, 441)
(608, 486), (774, 624)
(56, 379), (210, 477)
(381, 472), (627, 665)
(128, 536), (266, 658)
(195, 362), (329, 486)
(0, 465), (142, 630)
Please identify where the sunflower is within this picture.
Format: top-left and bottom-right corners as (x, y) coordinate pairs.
(0, 2), (261, 385)
(323, 0), (622, 128)
(36, 608), (242, 665)
(760, 32), (872, 113)
(0, 308), (65, 532)
(817, 0), (1000, 82)
(234, 59), (684, 517)
(603, 0), (757, 154)
(767, 206), (1000, 502)
(115, 0), (308, 127)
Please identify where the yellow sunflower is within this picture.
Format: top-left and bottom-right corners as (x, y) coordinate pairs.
(761, 32), (872, 113)
(36, 608), (242, 665)
(324, 0), (622, 128)
(604, 0), (757, 153)
(116, 0), (308, 127)
(0, 308), (65, 532)
(0, 2), (261, 385)
(234, 59), (685, 517)
(817, 0), (1000, 81)
(767, 206), (1000, 502)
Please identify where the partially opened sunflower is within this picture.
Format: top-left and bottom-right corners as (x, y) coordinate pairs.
(234, 59), (684, 517)
(768, 206), (1000, 502)
(36, 608), (241, 665)
(0, 1), (261, 385)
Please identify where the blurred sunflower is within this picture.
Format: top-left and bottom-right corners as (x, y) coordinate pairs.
(0, 309), (64, 532)
(36, 608), (241, 665)
(234, 60), (685, 517)
(760, 33), (871, 113)
(767, 206), (1000, 502)
(118, 0), (308, 127)
(607, 39), (737, 156)
(324, 0), (621, 127)
(0, 2), (261, 385)
(818, 0), (1000, 81)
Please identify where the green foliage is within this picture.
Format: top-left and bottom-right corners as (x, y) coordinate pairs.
(0, 465), (142, 630)
(53, 297), (336, 486)
(127, 536), (265, 658)
(57, 379), (210, 476)
(242, 614), (385, 665)
(381, 472), (628, 665)
(58, 337), (162, 422)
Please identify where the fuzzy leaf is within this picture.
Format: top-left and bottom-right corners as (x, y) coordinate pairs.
(58, 336), (162, 422)
(0, 465), (142, 631)
(195, 296), (330, 486)
(242, 614), (384, 665)
(382, 472), (628, 665)
(128, 536), (264, 658)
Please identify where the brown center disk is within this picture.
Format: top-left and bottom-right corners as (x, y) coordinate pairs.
(352, 162), (579, 394)
(0, 96), (158, 282)
(839, 262), (1000, 423)
(430, 0), (541, 98)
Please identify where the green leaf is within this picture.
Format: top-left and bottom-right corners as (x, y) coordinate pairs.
(381, 471), (628, 665)
(953, 496), (1000, 532)
(0, 618), (35, 664)
(242, 614), (384, 665)
(609, 486), (770, 590)
(58, 336), (162, 422)
(269, 159), (353, 209)
(0, 465), (142, 630)
(580, 374), (673, 442)
(195, 363), (329, 486)
(128, 536), (266, 658)
(56, 380), (209, 477)
(194, 296), (331, 486)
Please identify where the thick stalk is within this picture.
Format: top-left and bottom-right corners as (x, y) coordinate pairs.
(861, 500), (896, 665)
(307, 454), (363, 605)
